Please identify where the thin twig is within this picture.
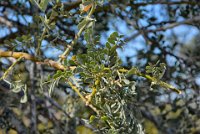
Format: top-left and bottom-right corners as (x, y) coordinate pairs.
(130, 1), (200, 6)
(0, 56), (23, 80)
(118, 68), (181, 94)
(58, 3), (96, 63)
(44, 94), (72, 118)
(36, 28), (47, 55)
(122, 16), (200, 44)
(0, 16), (13, 27)
(67, 80), (100, 115)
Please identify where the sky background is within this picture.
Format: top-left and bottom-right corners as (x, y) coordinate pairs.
(0, 1), (199, 86)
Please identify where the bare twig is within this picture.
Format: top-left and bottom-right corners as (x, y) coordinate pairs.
(130, 1), (200, 6)
(123, 16), (200, 44)
(58, 3), (96, 62)
(0, 56), (23, 80)
(44, 94), (72, 118)
(0, 16), (13, 27)
(68, 80), (100, 115)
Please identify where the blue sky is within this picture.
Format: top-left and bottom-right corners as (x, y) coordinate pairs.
(1, 1), (199, 87)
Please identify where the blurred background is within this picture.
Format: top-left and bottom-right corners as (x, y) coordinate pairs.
(0, 0), (200, 134)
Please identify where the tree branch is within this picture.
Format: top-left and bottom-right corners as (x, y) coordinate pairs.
(123, 16), (200, 44)
(63, 0), (82, 11)
(0, 50), (76, 71)
(58, 3), (96, 62)
(0, 16), (13, 27)
(68, 80), (100, 115)
(130, 1), (200, 6)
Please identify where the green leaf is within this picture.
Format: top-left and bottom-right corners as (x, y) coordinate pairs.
(64, 59), (68, 66)
(131, 84), (136, 94)
(84, 78), (94, 83)
(145, 66), (152, 70)
(101, 115), (109, 121)
(78, 19), (88, 30)
(160, 63), (166, 68)
(31, 0), (49, 12)
(20, 87), (27, 103)
(146, 70), (152, 74)
(68, 60), (77, 66)
(12, 82), (23, 93)
(75, 67), (84, 73)
(94, 65), (100, 72)
(110, 45), (117, 52)
(16, 37), (23, 42)
(110, 32), (119, 38)
(94, 35), (100, 43)
(50, 10), (58, 20)
(40, 0), (49, 12)
(90, 115), (96, 123)
(108, 32), (119, 44)
(127, 67), (139, 75)
(123, 79), (130, 85)
(12, 86), (22, 93)
(108, 37), (116, 44)
(106, 42), (111, 49)
(53, 70), (63, 79)
(76, 126), (94, 134)
(84, 27), (93, 44)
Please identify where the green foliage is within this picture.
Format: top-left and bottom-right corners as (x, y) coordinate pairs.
(145, 61), (166, 80)
(0, 0), (199, 134)
(76, 34), (139, 133)
(30, 0), (50, 12)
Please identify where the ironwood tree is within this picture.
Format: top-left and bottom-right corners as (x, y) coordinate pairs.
(0, 0), (199, 134)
